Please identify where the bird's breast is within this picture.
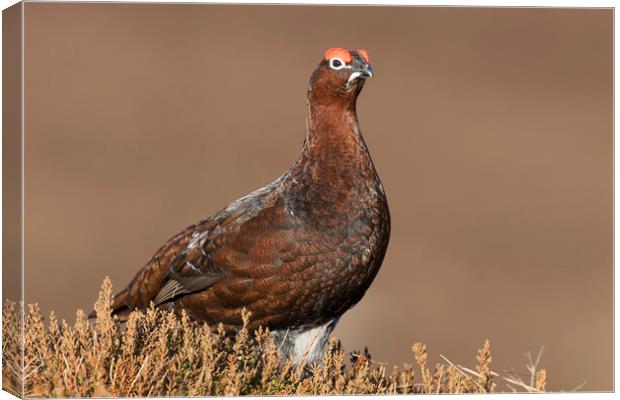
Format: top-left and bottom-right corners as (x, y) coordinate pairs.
(273, 173), (389, 322)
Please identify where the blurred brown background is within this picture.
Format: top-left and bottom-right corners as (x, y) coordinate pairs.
(18, 4), (611, 391)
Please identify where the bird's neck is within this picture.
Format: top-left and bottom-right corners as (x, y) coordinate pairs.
(283, 97), (381, 225)
(281, 93), (383, 226)
(298, 100), (370, 169)
(286, 97), (377, 195)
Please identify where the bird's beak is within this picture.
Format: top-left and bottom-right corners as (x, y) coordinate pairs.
(346, 62), (374, 87)
(360, 63), (374, 78)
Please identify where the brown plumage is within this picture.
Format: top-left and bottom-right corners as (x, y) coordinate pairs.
(104, 48), (390, 363)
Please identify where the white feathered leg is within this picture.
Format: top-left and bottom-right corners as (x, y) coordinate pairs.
(271, 318), (340, 365)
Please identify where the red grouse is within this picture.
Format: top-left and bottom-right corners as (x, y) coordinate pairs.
(106, 48), (390, 363)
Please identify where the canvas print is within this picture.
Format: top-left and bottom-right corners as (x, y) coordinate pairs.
(2, 2), (613, 397)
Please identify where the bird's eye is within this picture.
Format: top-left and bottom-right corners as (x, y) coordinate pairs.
(329, 57), (346, 70)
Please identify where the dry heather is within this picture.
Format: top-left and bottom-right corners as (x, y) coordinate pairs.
(3, 278), (548, 397)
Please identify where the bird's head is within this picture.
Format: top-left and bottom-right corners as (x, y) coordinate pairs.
(308, 48), (374, 104)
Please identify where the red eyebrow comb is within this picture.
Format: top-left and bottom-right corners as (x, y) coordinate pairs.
(324, 48), (353, 63)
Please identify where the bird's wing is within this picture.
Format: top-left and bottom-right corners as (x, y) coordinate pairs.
(152, 231), (223, 305)
(108, 224), (200, 316)
(110, 178), (287, 316)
